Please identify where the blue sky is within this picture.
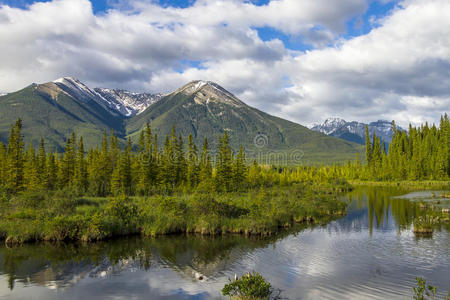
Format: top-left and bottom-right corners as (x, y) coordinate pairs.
(0, 0), (448, 127)
(1, 0), (398, 51)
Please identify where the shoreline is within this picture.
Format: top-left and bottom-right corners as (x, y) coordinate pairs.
(1, 210), (347, 245)
(348, 180), (450, 189)
(0, 185), (348, 245)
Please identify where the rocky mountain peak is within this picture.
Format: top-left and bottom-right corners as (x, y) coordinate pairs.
(311, 118), (403, 144)
(40, 77), (161, 117)
(94, 88), (162, 117)
(175, 80), (245, 107)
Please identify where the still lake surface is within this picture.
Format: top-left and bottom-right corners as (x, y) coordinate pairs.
(0, 186), (449, 299)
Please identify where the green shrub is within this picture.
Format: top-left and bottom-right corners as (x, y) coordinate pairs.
(413, 277), (437, 300)
(44, 216), (81, 241)
(106, 196), (139, 226)
(191, 194), (249, 218)
(11, 190), (47, 208)
(222, 272), (272, 299)
(0, 185), (9, 204)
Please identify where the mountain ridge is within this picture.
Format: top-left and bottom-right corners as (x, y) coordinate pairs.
(311, 118), (403, 144)
(0, 78), (363, 163)
(126, 80), (362, 163)
(49, 77), (161, 117)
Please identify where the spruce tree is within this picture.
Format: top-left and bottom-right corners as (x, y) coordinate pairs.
(161, 132), (175, 189)
(23, 143), (39, 190)
(174, 135), (187, 186)
(74, 137), (88, 194)
(46, 152), (57, 190)
(60, 132), (76, 187)
(151, 133), (160, 187)
(186, 134), (199, 188)
(198, 138), (213, 191)
(372, 133), (382, 178)
(0, 142), (6, 186)
(6, 119), (24, 192)
(233, 145), (247, 190)
(137, 128), (150, 195)
(37, 138), (48, 189)
(216, 131), (234, 191)
(364, 125), (372, 170)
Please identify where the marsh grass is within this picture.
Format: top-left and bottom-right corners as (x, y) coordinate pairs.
(0, 183), (348, 243)
(349, 180), (450, 190)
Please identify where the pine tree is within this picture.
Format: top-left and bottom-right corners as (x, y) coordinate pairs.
(161, 131), (175, 189)
(23, 143), (39, 190)
(46, 152), (57, 190)
(73, 137), (88, 194)
(111, 138), (133, 196)
(233, 145), (247, 190)
(6, 119), (24, 192)
(37, 138), (48, 189)
(0, 142), (6, 186)
(60, 132), (76, 187)
(151, 133), (160, 187)
(441, 113), (450, 177)
(248, 160), (261, 187)
(174, 135), (187, 186)
(216, 131), (234, 192)
(90, 131), (112, 196)
(110, 159), (122, 196)
(186, 134), (199, 188)
(364, 125), (372, 171)
(372, 133), (382, 178)
(137, 128), (150, 195)
(198, 138), (213, 191)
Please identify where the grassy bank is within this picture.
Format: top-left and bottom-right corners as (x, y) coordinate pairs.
(0, 183), (348, 244)
(349, 180), (450, 190)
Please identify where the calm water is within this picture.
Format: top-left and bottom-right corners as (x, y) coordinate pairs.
(0, 186), (449, 299)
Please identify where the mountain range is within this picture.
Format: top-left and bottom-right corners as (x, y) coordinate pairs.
(311, 118), (403, 145)
(0, 78), (363, 164)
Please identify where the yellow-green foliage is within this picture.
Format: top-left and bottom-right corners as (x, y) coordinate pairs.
(222, 272), (271, 299)
(0, 183), (348, 243)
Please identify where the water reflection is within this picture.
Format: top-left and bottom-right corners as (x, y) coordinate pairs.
(345, 187), (449, 235)
(0, 229), (313, 295)
(0, 186), (449, 299)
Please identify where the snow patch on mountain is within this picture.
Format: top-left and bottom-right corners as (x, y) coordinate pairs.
(51, 77), (161, 117)
(53, 77), (98, 101)
(94, 88), (162, 117)
(318, 117), (347, 135)
(312, 118), (403, 144)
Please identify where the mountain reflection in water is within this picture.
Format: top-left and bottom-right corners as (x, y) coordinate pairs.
(0, 186), (449, 299)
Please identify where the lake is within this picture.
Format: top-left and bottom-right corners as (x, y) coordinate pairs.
(0, 186), (449, 299)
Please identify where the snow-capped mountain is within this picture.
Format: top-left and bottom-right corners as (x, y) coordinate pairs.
(173, 80), (246, 107)
(94, 88), (162, 116)
(311, 118), (403, 144)
(0, 78), (363, 161)
(313, 117), (348, 135)
(52, 77), (160, 117)
(53, 77), (100, 103)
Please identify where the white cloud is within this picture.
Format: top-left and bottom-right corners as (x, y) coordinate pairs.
(0, 0), (448, 127)
(281, 0), (450, 126)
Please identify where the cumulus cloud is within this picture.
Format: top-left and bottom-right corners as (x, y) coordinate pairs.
(0, 0), (448, 127)
(281, 0), (450, 126)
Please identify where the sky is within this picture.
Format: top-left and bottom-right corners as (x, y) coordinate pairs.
(0, 0), (449, 127)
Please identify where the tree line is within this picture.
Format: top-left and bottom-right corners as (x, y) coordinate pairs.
(0, 120), (257, 196)
(0, 114), (448, 197)
(360, 114), (449, 180)
(321, 114), (449, 181)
